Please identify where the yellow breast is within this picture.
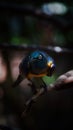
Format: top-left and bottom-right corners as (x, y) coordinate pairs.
(27, 73), (46, 79)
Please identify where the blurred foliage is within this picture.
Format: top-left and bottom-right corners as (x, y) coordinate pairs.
(43, 74), (57, 85)
(0, 1), (73, 48)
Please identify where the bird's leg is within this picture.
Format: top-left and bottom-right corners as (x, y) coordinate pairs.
(22, 88), (45, 117)
(29, 79), (38, 94)
(22, 78), (47, 117)
(21, 79), (37, 117)
(39, 77), (48, 92)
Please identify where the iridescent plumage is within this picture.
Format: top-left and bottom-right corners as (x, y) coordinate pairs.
(13, 50), (55, 87)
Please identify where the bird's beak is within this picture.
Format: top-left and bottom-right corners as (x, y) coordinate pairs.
(47, 61), (55, 76)
(47, 61), (54, 68)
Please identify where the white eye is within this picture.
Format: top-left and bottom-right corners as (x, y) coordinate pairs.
(38, 54), (42, 59)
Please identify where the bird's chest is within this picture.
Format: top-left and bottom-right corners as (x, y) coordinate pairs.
(29, 59), (47, 75)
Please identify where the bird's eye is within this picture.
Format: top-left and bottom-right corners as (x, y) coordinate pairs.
(38, 54), (42, 60)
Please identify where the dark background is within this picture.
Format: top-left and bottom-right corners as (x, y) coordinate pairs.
(0, 0), (73, 130)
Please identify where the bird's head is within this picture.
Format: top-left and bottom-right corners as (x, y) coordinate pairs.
(28, 50), (55, 77)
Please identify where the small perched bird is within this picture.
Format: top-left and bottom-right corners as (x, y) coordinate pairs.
(12, 50), (55, 89)
(12, 50), (55, 116)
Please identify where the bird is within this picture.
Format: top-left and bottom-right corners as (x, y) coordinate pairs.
(12, 50), (55, 89)
(12, 50), (55, 116)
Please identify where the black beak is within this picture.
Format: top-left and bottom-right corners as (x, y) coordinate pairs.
(47, 64), (55, 76)
(12, 74), (24, 87)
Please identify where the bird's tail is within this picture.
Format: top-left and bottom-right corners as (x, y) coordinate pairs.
(12, 74), (24, 87)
